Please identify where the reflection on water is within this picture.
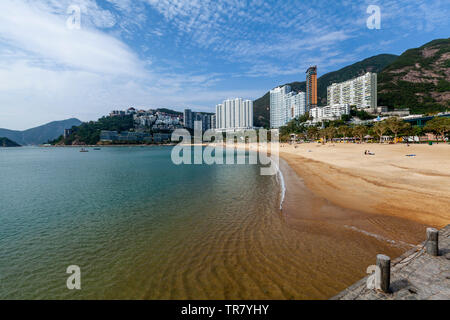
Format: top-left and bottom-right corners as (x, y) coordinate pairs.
(0, 147), (426, 299)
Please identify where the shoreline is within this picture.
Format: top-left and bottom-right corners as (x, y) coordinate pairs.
(278, 143), (450, 228)
(39, 142), (450, 229)
(275, 143), (450, 298)
(7, 142), (446, 299)
(273, 157), (286, 210)
(39, 144), (177, 147)
(275, 155), (428, 298)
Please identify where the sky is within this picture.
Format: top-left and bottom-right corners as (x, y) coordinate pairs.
(0, 0), (449, 130)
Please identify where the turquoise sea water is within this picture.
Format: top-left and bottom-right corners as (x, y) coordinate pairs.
(0, 146), (285, 299)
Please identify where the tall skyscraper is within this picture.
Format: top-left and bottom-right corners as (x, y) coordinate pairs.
(184, 109), (214, 132)
(215, 98), (253, 131)
(306, 66), (318, 109)
(327, 72), (377, 111)
(183, 109), (193, 129)
(200, 113), (213, 132)
(270, 85), (307, 129)
(210, 115), (216, 130)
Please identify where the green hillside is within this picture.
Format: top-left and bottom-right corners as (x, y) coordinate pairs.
(378, 38), (450, 114)
(253, 54), (399, 128)
(52, 115), (135, 146)
(0, 137), (21, 147)
(156, 108), (183, 116)
(0, 118), (82, 145)
(317, 54), (399, 104)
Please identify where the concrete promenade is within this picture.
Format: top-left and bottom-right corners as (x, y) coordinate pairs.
(333, 225), (450, 300)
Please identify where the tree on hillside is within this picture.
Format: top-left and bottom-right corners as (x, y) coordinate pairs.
(424, 117), (450, 142)
(279, 115), (310, 137)
(352, 125), (368, 143)
(351, 107), (376, 120)
(298, 112), (311, 123)
(51, 115), (135, 145)
(372, 121), (388, 143)
(384, 117), (410, 142)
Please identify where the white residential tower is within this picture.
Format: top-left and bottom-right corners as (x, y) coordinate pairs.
(215, 98), (253, 131)
(327, 72), (377, 111)
(270, 85), (307, 129)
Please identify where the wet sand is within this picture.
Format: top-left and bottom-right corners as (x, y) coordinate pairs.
(4, 145), (445, 300)
(261, 142), (450, 298)
(276, 158), (428, 298)
(136, 145), (436, 300)
(100, 144), (449, 299)
(279, 143), (450, 228)
(193, 142), (449, 299)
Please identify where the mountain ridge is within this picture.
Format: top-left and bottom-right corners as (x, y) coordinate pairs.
(378, 38), (450, 114)
(253, 38), (450, 128)
(0, 118), (82, 145)
(0, 137), (21, 147)
(253, 54), (399, 127)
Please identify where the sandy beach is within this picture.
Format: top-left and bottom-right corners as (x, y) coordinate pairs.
(263, 142), (449, 298)
(279, 143), (450, 228)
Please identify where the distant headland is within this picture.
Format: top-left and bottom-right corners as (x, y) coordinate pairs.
(0, 137), (21, 147)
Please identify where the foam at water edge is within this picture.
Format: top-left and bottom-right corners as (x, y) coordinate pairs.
(271, 157), (286, 210)
(344, 225), (415, 248)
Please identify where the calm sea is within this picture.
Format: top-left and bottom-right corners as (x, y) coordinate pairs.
(1, 146), (423, 300)
(0, 146), (288, 299)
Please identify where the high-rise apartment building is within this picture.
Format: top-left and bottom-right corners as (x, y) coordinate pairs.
(215, 98), (253, 131)
(184, 109), (214, 132)
(287, 91), (307, 119)
(270, 85), (307, 128)
(200, 113), (214, 132)
(327, 72), (377, 111)
(210, 115), (216, 130)
(183, 109), (193, 129)
(310, 104), (350, 123)
(306, 66), (318, 109)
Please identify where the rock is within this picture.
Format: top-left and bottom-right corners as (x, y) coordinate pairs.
(407, 287), (418, 294)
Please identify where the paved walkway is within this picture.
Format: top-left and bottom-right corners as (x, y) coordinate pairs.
(333, 225), (450, 300)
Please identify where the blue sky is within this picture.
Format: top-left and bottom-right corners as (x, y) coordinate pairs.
(0, 0), (449, 129)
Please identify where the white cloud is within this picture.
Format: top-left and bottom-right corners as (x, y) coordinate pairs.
(0, 0), (449, 130)
(0, 57), (259, 130)
(0, 0), (141, 76)
(0, 0), (242, 129)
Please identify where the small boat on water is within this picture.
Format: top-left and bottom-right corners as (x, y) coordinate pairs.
(93, 148), (101, 150)
(80, 148), (89, 153)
